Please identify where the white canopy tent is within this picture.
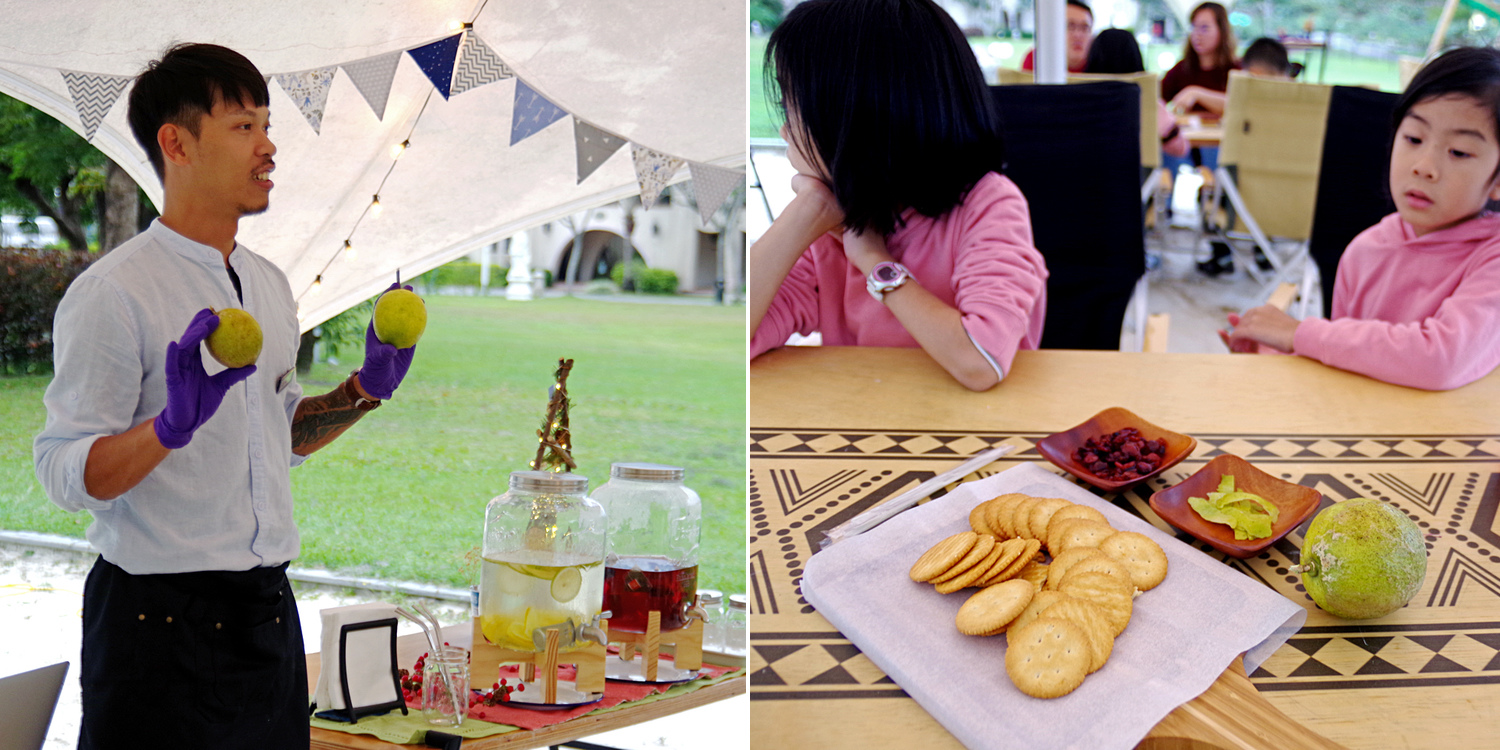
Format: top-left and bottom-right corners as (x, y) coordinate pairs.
(0, 0), (746, 328)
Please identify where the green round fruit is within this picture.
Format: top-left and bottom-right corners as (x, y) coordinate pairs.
(1297, 498), (1426, 619)
(206, 308), (262, 369)
(373, 289), (427, 349)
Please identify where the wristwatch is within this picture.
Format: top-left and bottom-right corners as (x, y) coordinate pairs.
(345, 370), (383, 411)
(866, 261), (912, 303)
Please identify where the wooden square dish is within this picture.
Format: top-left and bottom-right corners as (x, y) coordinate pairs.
(1036, 407), (1196, 492)
(1149, 454), (1324, 558)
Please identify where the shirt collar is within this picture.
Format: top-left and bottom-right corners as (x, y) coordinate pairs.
(1394, 212), (1500, 249)
(147, 218), (243, 267)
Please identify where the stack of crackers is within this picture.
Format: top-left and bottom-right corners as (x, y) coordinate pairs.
(907, 493), (1169, 699)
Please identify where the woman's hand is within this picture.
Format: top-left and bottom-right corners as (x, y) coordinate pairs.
(841, 227), (893, 276)
(1220, 306), (1299, 354)
(1170, 86), (1201, 114)
(785, 174), (844, 238)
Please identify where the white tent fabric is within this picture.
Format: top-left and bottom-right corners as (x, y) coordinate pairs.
(0, 0), (746, 328)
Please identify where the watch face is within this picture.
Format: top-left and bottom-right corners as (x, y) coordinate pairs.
(874, 264), (900, 283)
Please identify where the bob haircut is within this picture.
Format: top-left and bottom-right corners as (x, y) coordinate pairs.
(1394, 46), (1500, 183)
(766, 0), (1005, 237)
(1182, 2), (1236, 74)
(1085, 28), (1146, 74)
(128, 43), (270, 179)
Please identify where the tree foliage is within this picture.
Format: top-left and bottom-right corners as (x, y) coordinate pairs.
(0, 94), (106, 250)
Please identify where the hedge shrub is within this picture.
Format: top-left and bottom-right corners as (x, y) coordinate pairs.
(0, 248), (96, 373)
(609, 261), (678, 295)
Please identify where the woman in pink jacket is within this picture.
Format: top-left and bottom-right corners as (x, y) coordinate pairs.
(1222, 47), (1500, 390)
(751, 0), (1048, 392)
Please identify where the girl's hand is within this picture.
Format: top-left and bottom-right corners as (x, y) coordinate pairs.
(1170, 87), (1198, 113)
(840, 227), (893, 276)
(785, 174), (844, 238)
(1221, 307), (1299, 354)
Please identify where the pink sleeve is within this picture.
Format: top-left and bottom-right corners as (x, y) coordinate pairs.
(1157, 99), (1189, 158)
(952, 178), (1049, 380)
(751, 247), (822, 359)
(1293, 253), (1500, 390)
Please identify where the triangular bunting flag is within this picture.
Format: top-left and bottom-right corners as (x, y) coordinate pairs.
(60, 71), (130, 140)
(688, 162), (745, 226)
(630, 144), (685, 210)
(274, 68), (337, 134)
(511, 79), (569, 146)
(407, 34), (462, 99)
(573, 119), (627, 184)
(341, 51), (402, 120)
(451, 33), (512, 97)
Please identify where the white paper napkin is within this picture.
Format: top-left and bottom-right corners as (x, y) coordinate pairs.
(312, 602), (401, 712)
(803, 463), (1306, 750)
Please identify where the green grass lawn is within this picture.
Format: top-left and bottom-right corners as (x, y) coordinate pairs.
(751, 34), (1406, 140)
(0, 295), (746, 596)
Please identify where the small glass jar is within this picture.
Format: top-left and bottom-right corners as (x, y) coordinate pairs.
(422, 647), (470, 726)
(592, 463), (702, 633)
(724, 594), (748, 658)
(696, 589), (725, 653)
(480, 471), (606, 652)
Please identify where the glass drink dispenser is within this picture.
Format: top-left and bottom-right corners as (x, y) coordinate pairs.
(480, 471), (606, 652)
(593, 463), (702, 633)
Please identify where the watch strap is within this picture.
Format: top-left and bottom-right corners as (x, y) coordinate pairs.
(345, 370), (383, 411)
(866, 261), (912, 303)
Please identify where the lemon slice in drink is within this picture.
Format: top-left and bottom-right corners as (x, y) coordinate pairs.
(550, 566), (583, 602)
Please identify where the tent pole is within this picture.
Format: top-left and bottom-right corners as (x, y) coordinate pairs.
(1429, 0), (1462, 58)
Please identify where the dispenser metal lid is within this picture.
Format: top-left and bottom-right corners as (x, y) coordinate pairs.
(609, 462), (684, 481)
(508, 470), (588, 493)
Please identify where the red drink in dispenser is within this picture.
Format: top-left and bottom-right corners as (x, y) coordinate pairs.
(604, 556), (699, 632)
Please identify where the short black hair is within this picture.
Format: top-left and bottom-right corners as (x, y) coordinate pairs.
(127, 43), (270, 179)
(1085, 28), (1144, 74)
(766, 0), (1006, 237)
(1067, 0), (1093, 16)
(1394, 46), (1500, 181)
(1241, 37), (1291, 76)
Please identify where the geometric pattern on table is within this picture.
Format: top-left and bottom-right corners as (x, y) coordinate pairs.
(749, 427), (1500, 697)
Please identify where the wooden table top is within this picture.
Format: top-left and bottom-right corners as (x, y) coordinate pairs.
(307, 631), (745, 749)
(749, 346), (1500, 750)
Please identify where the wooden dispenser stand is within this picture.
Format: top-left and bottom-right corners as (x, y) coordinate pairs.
(470, 618), (607, 703)
(607, 610), (704, 682)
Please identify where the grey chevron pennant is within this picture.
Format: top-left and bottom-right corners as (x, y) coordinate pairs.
(60, 71), (130, 140)
(574, 118), (627, 184)
(451, 33), (512, 96)
(687, 162), (745, 226)
(341, 51), (402, 120)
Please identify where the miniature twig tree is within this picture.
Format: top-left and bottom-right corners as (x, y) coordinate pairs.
(530, 358), (576, 472)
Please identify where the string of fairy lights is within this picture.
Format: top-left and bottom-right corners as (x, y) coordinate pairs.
(295, 2), (489, 306)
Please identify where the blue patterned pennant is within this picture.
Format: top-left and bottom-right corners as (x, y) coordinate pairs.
(511, 79), (568, 146)
(407, 34), (462, 100)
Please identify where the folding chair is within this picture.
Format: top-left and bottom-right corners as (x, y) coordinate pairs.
(991, 81), (1145, 350)
(997, 71), (1164, 349)
(1305, 86), (1399, 317)
(1205, 72), (1333, 294)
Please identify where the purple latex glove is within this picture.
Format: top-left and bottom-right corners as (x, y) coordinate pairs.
(358, 283), (417, 400)
(153, 308), (257, 449)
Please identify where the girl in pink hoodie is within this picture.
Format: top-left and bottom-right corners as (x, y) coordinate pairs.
(1222, 47), (1500, 390)
(750, 0), (1048, 392)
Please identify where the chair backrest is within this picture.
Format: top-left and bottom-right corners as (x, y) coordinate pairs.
(1307, 85), (1399, 316)
(991, 81), (1144, 350)
(995, 69), (1161, 170)
(0, 662), (68, 750)
(1218, 71), (1333, 239)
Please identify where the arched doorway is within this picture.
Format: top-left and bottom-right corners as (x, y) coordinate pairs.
(554, 230), (644, 284)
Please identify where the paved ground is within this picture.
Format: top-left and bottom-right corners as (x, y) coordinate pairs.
(0, 544), (746, 749)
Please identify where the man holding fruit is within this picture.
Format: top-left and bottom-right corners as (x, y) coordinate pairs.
(33, 43), (420, 749)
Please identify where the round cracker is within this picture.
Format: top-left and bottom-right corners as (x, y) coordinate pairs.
(1057, 551), (1133, 589)
(1044, 547), (1104, 590)
(1039, 598), (1115, 673)
(981, 538), (1041, 586)
(1017, 560), (1050, 591)
(1001, 495), (1045, 538)
(1045, 504), (1108, 539)
(1099, 530), (1170, 591)
(1048, 519), (1117, 555)
(956, 579), (1035, 636)
(930, 534), (996, 584)
(1021, 498), (1073, 541)
(935, 538), (1007, 593)
(974, 537), (1027, 584)
(1057, 571), (1134, 637)
(910, 531), (979, 582)
(969, 499), (998, 536)
(985, 494), (1029, 540)
(1007, 589), (1067, 634)
(1005, 618), (1091, 699)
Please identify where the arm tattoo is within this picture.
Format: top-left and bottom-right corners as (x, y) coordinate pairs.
(291, 380), (371, 455)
